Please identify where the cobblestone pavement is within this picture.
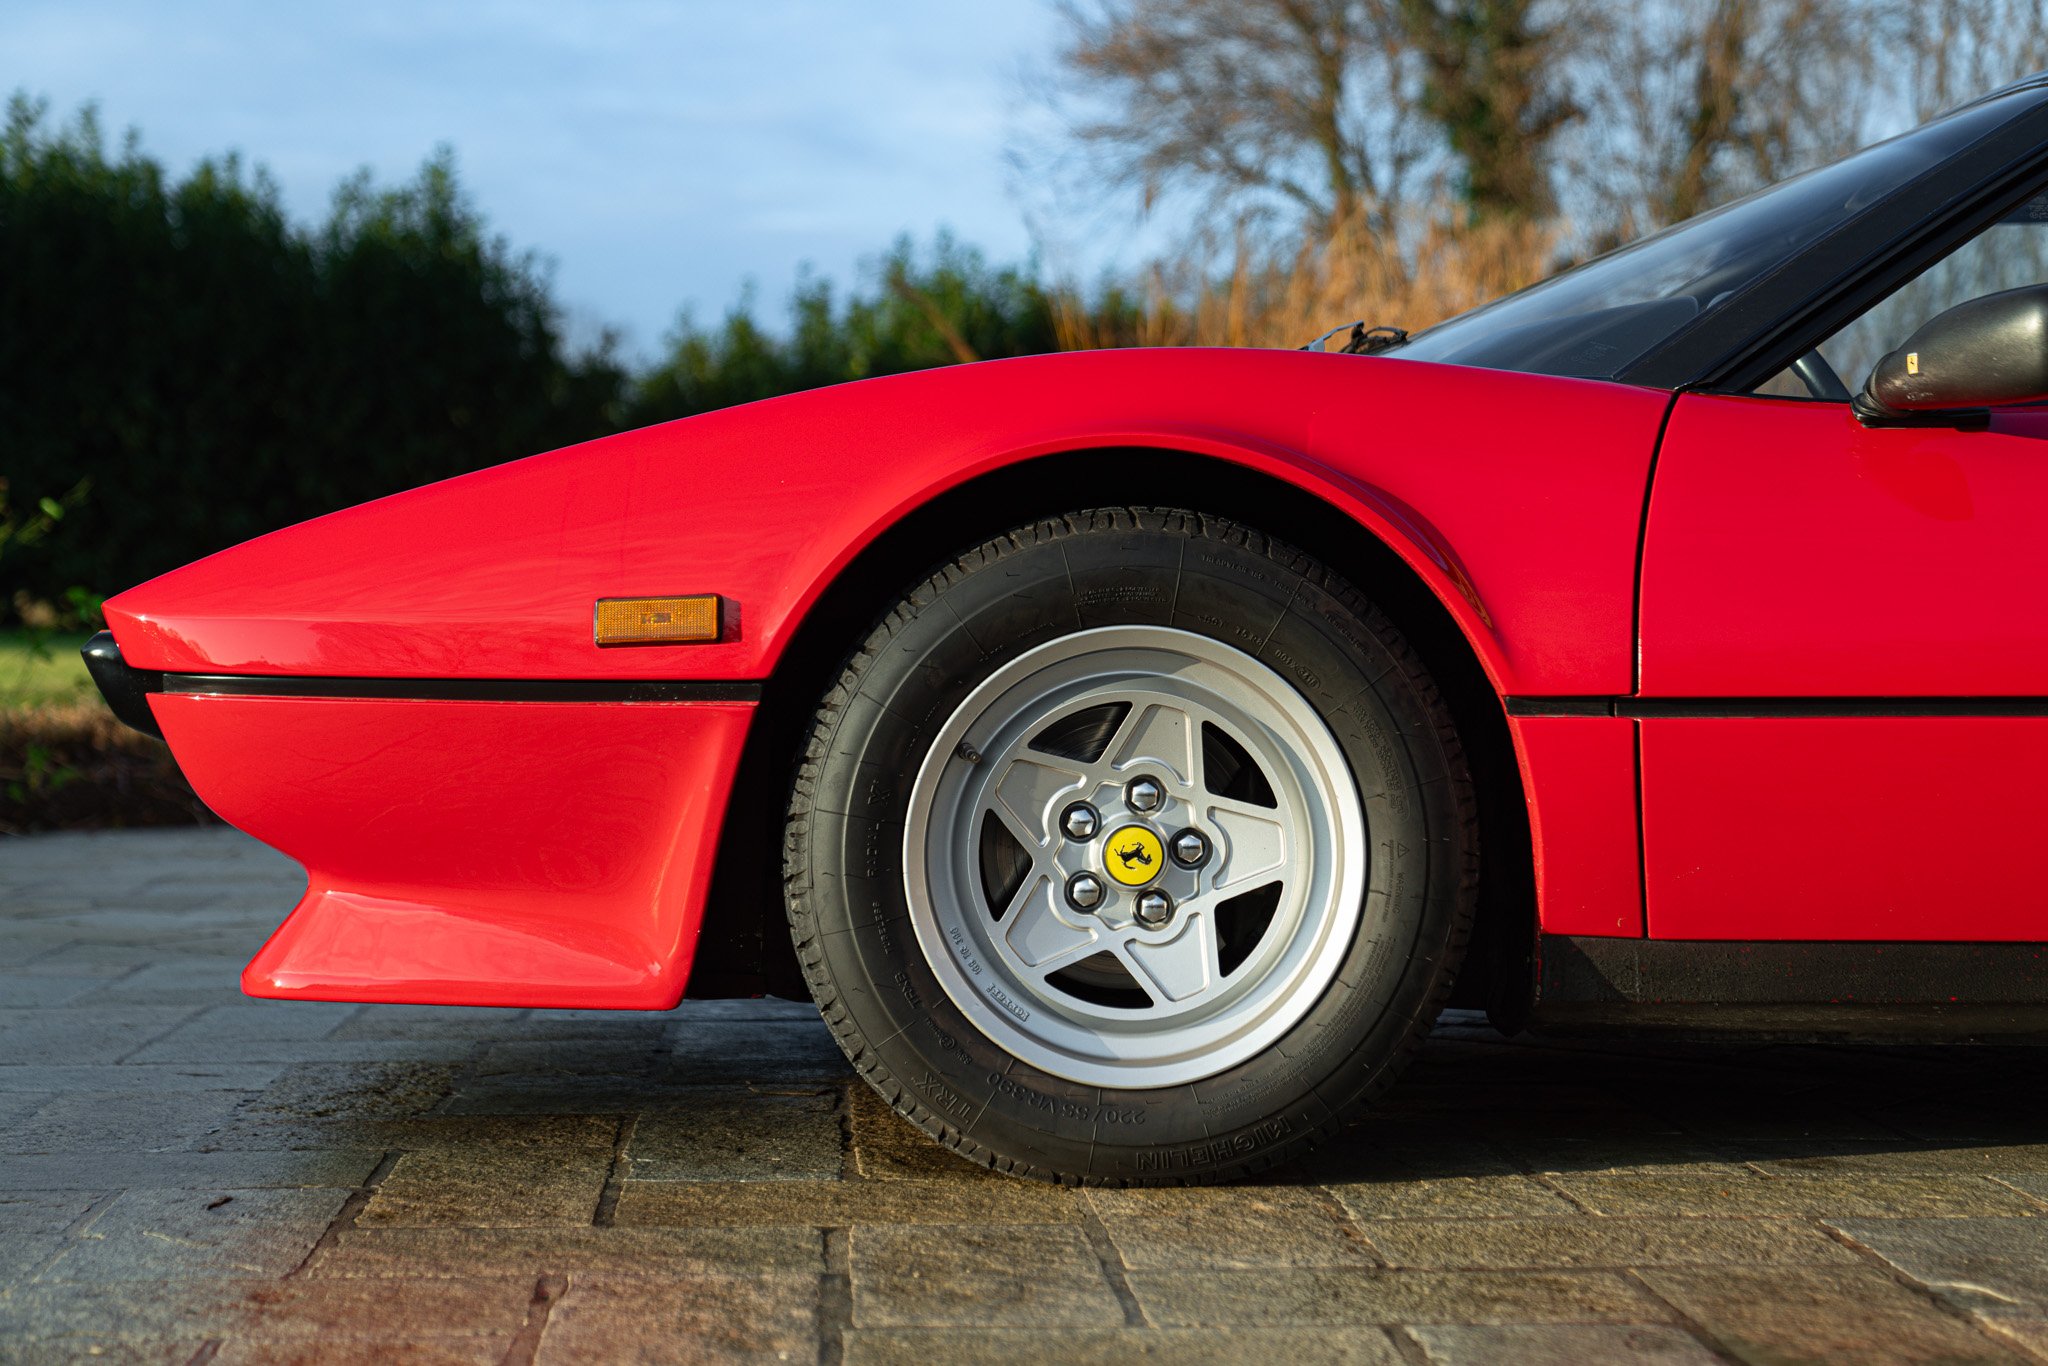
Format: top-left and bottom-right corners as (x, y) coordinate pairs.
(5, 831), (2048, 1363)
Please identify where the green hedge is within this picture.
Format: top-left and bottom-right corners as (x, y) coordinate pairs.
(2, 97), (1110, 606)
(2, 96), (629, 599)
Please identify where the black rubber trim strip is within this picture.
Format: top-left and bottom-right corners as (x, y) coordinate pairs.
(1506, 696), (2048, 719)
(1539, 933), (2048, 1006)
(159, 674), (763, 703)
(1505, 696), (1615, 717)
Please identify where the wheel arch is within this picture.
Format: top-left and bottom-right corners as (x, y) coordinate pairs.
(690, 443), (1534, 1023)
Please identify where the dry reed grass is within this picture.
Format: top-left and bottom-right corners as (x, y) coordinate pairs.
(1053, 214), (1560, 351)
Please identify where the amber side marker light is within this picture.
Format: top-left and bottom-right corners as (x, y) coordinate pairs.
(594, 595), (725, 646)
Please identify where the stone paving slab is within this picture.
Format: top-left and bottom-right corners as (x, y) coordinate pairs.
(842, 1326), (1408, 1365)
(534, 1271), (822, 1362)
(1088, 1184), (1379, 1269)
(1830, 1217), (2048, 1318)
(630, 1093), (843, 1182)
(6, 827), (2048, 1362)
(1639, 1265), (2032, 1363)
(0, 1274), (540, 1348)
(303, 1225), (829, 1279)
(1407, 1323), (1723, 1364)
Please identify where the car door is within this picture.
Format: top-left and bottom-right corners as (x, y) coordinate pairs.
(1637, 199), (2048, 941)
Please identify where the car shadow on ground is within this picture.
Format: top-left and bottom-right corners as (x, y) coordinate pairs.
(239, 1002), (2048, 1190)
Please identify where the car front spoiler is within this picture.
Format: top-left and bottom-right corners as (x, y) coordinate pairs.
(82, 631), (165, 739)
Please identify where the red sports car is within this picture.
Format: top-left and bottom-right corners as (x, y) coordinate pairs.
(84, 78), (2048, 1184)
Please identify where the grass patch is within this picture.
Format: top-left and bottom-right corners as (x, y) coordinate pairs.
(0, 634), (213, 832)
(1, 700), (213, 833)
(0, 631), (94, 708)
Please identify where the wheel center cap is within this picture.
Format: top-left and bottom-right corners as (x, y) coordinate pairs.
(1102, 825), (1164, 887)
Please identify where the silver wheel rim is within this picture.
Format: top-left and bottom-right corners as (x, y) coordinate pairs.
(903, 625), (1368, 1088)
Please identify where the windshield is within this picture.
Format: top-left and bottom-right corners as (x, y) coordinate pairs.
(1390, 91), (2036, 380)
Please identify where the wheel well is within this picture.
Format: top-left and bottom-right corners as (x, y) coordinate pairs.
(687, 448), (1535, 1022)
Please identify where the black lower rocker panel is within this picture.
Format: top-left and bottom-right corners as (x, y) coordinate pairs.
(1530, 935), (2048, 1039)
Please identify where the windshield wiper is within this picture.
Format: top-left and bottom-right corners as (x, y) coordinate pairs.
(1302, 322), (1409, 355)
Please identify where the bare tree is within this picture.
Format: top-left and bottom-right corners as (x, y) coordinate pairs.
(1559, 0), (1877, 237)
(1043, 0), (1440, 241)
(1033, 0), (2048, 279)
(1564, 0), (2048, 239)
(1398, 0), (1581, 219)
(1894, 0), (2048, 119)
(1043, 0), (1594, 238)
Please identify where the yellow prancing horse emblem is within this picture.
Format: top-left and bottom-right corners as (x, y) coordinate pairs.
(1103, 825), (1164, 887)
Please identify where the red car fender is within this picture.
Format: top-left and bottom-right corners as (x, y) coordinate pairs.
(768, 418), (1655, 943)
(821, 418), (1512, 691)
(103, 350), (1658, 698)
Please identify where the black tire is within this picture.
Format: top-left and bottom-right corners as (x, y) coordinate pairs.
(784, 508), (1477, 1185)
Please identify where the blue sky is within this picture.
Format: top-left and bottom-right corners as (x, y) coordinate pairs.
(3, 1), (1097, 358)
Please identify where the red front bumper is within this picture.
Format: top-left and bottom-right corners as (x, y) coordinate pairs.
(150, 691), (754, 1009)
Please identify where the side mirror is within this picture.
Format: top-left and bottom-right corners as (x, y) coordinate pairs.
(1854, 283), (2048, 428)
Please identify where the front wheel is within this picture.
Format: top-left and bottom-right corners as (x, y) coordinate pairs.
(784, 508), (1476, 1184)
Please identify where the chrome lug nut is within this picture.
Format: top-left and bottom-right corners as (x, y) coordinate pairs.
(1066, 872), (1106, 912)
(1059, 802), (1100, 841)
(1126, 777), (1164, 812)
(1171, 829), (1209, 868)
(1134, 889), (1174, 927)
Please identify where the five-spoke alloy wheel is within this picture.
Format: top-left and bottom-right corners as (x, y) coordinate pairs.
(907, 625), (1366, 1088)
(786, 509), (1477, 1185)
